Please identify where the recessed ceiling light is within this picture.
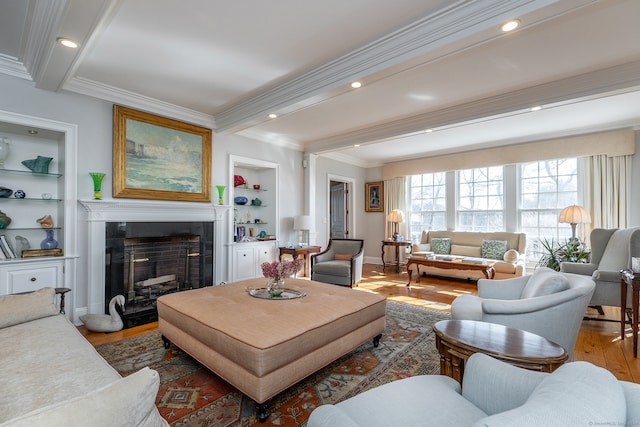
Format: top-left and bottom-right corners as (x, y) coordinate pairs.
(353, 144), (360, 147)
(350, 81), (362, 89)
(268, 113), (278, 119)
(530, 105), (543, 112)
(56, 37), (78, 49)
(501, 20), (520, 32)
(27, 129), (38, 135)
(425, 129), (433, 133)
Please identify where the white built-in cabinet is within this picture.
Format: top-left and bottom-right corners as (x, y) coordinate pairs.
(0, 110), (77, 317)
(228, 155), (279, 282)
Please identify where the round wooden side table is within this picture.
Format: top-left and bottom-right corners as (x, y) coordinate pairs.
(433, 319), (568, 383)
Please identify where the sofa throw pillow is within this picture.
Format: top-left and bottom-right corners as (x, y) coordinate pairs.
(476, 361), (625, 426)
(451, 244), (482, 258)
(431, 238), (451, 255)
(503, 249), (520, 264)
(481, 239), (507, 260)
(0, 287), (59, 329)
(521, 267), (570, 299)
(334, 253), (352, 261)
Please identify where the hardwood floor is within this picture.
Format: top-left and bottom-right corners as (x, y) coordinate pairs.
(80, 263), (640, 383)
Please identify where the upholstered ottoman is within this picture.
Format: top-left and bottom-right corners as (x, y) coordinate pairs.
(157, 278), (386, 421)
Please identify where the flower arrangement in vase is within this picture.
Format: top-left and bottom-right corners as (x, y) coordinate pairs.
(260, 258), (304, 297)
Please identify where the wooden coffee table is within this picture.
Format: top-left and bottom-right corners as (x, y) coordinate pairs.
(406, 256), (495, 285)
(433, 320), (568, 383)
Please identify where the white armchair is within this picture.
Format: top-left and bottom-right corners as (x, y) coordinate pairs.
(308, 353), (640, 427)
(450, 267), (595, 358)
(560, 227), (640, 308)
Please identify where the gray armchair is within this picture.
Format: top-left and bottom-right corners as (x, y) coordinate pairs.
(308, 352), (640, 427)
(311, 239), (364, 287)
(451, 267), (595, 358)
(560, 227), (640, 308)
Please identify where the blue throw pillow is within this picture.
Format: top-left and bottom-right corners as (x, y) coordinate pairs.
(431, 238), (451, 255)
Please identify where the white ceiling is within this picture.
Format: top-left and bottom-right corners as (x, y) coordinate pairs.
(1, 0), (639, 167)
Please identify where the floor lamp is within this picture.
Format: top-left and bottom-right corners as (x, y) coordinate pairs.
(559, 205), (591, 242)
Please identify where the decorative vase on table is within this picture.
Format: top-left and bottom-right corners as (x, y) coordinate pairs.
(89, 172), (106, 199)
(40, 229), (58, 249)
(267, 277), (285, 297)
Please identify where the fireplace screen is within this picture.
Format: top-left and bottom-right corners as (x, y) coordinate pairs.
(105, 222), (213, 327)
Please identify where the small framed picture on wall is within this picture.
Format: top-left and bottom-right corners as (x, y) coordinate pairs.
(365, 181), (383, 212)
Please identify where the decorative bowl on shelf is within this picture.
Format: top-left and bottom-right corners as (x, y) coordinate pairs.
(234, 196), (248, 205)
(234, 175), (246, 187)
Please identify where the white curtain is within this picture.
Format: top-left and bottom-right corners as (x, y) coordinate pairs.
(582, 154), (631, 231)
(383, 177), (407, 262)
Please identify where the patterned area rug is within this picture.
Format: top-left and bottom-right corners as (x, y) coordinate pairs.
(96, 300), (449, 426)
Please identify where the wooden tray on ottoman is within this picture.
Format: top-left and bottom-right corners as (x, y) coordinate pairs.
(157, 278), (386, 421)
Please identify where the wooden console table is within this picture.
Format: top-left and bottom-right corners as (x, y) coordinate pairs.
(278, 246), (321, 277)
(381, 240), (411, 272)
(433, 320), (567, 383)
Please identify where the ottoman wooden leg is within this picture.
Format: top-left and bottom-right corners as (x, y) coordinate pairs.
(256, 399), (271, 423)
(373, 333), (382, 347)
(161, 335), (171, 349)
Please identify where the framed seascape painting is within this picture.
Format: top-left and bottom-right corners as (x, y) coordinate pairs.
(112, 105), (212, 202)
(365, 181), (383, 212)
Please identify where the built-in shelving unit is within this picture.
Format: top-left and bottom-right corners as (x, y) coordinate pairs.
(0, 110), (77, 317)
(228, 155), (279, 281)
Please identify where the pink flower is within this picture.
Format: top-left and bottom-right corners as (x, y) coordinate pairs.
(261, 259), (304, 280)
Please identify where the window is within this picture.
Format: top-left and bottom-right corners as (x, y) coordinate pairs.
(408, 173), (446, 242)
(519, 158), (578, 262)
(457, 167), (503, 231)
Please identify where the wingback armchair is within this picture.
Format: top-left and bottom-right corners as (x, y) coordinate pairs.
(560, 227), (640, 308)
(308, 352), (640, 427)
(311, 239), (364, 287)
(451, 267), (595, 358)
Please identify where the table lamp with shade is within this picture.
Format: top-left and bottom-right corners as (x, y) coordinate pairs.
(558, 205), (591, 242)
(388, 209), (405, 241)
(293, 215), (313, 247)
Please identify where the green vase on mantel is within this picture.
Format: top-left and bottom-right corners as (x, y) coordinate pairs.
(89, 172), (106, 199)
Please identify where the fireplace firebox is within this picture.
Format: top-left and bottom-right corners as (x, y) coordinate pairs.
(105, 222), (214, 327)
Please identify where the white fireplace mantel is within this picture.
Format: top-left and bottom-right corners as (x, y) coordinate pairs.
(78, 199), (230, 319)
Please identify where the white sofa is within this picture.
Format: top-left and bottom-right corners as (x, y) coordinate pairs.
(0, 288), (168, 427)
(411, 230), (527, 280)
(308, 352), (640, 427)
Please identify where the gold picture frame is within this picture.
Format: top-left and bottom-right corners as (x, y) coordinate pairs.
(113, 105), (212, 202)
(365, 181), (384, 212)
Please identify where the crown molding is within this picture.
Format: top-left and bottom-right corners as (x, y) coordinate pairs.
(63, 76), (216, 128)
(305, 60), (640, 153)
(213, 0), (558, 133)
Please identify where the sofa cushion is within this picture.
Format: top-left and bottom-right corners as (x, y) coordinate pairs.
(0, 287), (59, 329)
(474, 361), (625, 427)
(503, 249), (519, 264)
(481, 240), (507, 260)
(520, 267), (570, 299)
(451, 245), (482, 258)
(3, 367), (166, 427)
(431, 238), (451, 255)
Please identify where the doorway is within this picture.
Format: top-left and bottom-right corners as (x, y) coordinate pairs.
(329, 180), (349, 239)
